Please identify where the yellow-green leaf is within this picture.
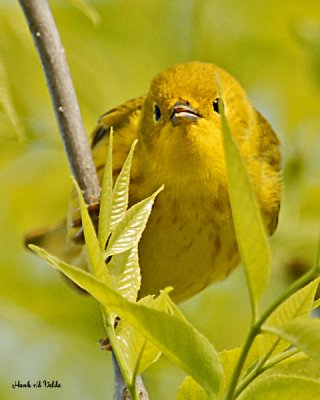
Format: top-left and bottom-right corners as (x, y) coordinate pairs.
(98, 135), (141, 302)
(313, 298), (320, 309)
(98, 129), (113, 248)
(259, 278), (319, 357)
(110, 139), (137, 230)
(72, 178), (109, 283)
(263, 357), (320, 382)
(219, 347), (242, 394)
(219, 341), (264, 397)
(266, 278), (319, 326)
(264, 318), (320, 363)
(105, 186), (164, 257)
(218, 93), (270, 316)
(30, 246), (223, 397)
(176, 376), (210, 400)
(238, 375), (320, 400)
(108, 245), (140, 302)
(114, 292), (172, 381)
(0, 60), (26, 142)
(68, 0), (101, 26)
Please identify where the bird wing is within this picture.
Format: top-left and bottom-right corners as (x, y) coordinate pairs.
(90, 96), (145, 178)
(25, 96), (145, 263)
(91, 96), (145, 147)
(255, 110), (281, 235)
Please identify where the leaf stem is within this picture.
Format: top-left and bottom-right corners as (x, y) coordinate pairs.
(224, 267), (319, 400)
(102, 307), (150, 400)
(234, 339), (298, 397)
(258, 267), (318, 328)
(224, 327), (259, 400)
(263, 347), (300, 370)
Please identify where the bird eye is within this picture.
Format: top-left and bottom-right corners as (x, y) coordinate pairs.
(153, 104), (161, 121)
(213, 98), (220, 114)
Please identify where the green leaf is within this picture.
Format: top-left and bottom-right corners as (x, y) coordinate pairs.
(217, 92), (270, 316)
(68, 0), (101, 26)
(98, 135), (141, 302)
(176, 376), (210, 400)
(105, 185), (164, 257)
(30, 246), (223, 397)
(219, 347), (242, 394)
(263, 357), (320, 382)
(108, 246), (140, 302)
(266, 278), (319, 326)
(313, 298), (320, 309)
(264, 318), (320, 363)
(98, 129), (113, 248)
(219, 342), (264, 396)
(162, 292), (190, 322)
(110, 139), (137, 231)
(114, 292), (173, 381)
(0, 60), (26, 142)
(237, 374), (320, 400)
(72, 178), (109, 283)
(259, 278), (319, 357)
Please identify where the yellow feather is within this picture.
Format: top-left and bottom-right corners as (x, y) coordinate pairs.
(27, 62), (281, 303)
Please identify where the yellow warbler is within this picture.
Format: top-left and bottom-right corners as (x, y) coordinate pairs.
(28, 62), (281, 303)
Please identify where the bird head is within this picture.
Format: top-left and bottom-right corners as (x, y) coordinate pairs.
(138, 62), (256, 187)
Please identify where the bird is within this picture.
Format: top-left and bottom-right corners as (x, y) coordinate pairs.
(26, 61), (281, 303)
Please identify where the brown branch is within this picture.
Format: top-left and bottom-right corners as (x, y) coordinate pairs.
(18, 0), (100, 205)
(18, 1), (149, 399)
(112, 353), (149, 400)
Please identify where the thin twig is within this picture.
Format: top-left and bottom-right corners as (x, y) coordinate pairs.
(112, 353), (149, 400)
(18, 1), (148, 398)
(18, 0), (100, 205)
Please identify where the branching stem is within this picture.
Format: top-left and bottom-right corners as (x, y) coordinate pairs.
(224, 266), (318, 400)
(18, 1), (148, 398)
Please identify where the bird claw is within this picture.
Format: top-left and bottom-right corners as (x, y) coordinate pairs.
(98, 318), (120, 351)
(98, 336), (112, 351)
(71, 202), (101, 244)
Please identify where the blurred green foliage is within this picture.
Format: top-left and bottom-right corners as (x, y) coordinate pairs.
(0, 0), (319, 399)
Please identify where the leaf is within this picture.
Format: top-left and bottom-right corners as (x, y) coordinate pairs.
(72, 178), (110, 283)
(217, 92), (271, 316)
(219, 347), (242, 394)
(68, 0), (101, 26)
(105, 185), (164, 257)
(110, 139), (137, 230)
(0, 60), (26, 142)
(114, 291), (172, 381)
(259, 278), (319, 357)
(266, 278), (319, 326)
(219, 342), (263, 396)
(264, 318), (320, 363)
(98, 135), (141, 302)
(263, 357), (320, 382)
(98, 129), (113, 248)
(313, 298), (320, 309)
(237, 374), (320, 400)
(108, 246), (140, 302)
(162, 292), (190, 322)
(30, 246), (223, 397)
(176, 376), (210, 400)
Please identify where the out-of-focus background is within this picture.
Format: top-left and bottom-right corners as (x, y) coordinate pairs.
(1, 1), (319, 399)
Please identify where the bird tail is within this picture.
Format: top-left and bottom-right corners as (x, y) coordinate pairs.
(24, 222), (88, 293)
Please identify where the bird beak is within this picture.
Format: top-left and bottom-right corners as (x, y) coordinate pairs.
(170, 101), (201, 126)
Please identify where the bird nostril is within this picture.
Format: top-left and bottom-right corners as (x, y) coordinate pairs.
(175, 100), (190, 107)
